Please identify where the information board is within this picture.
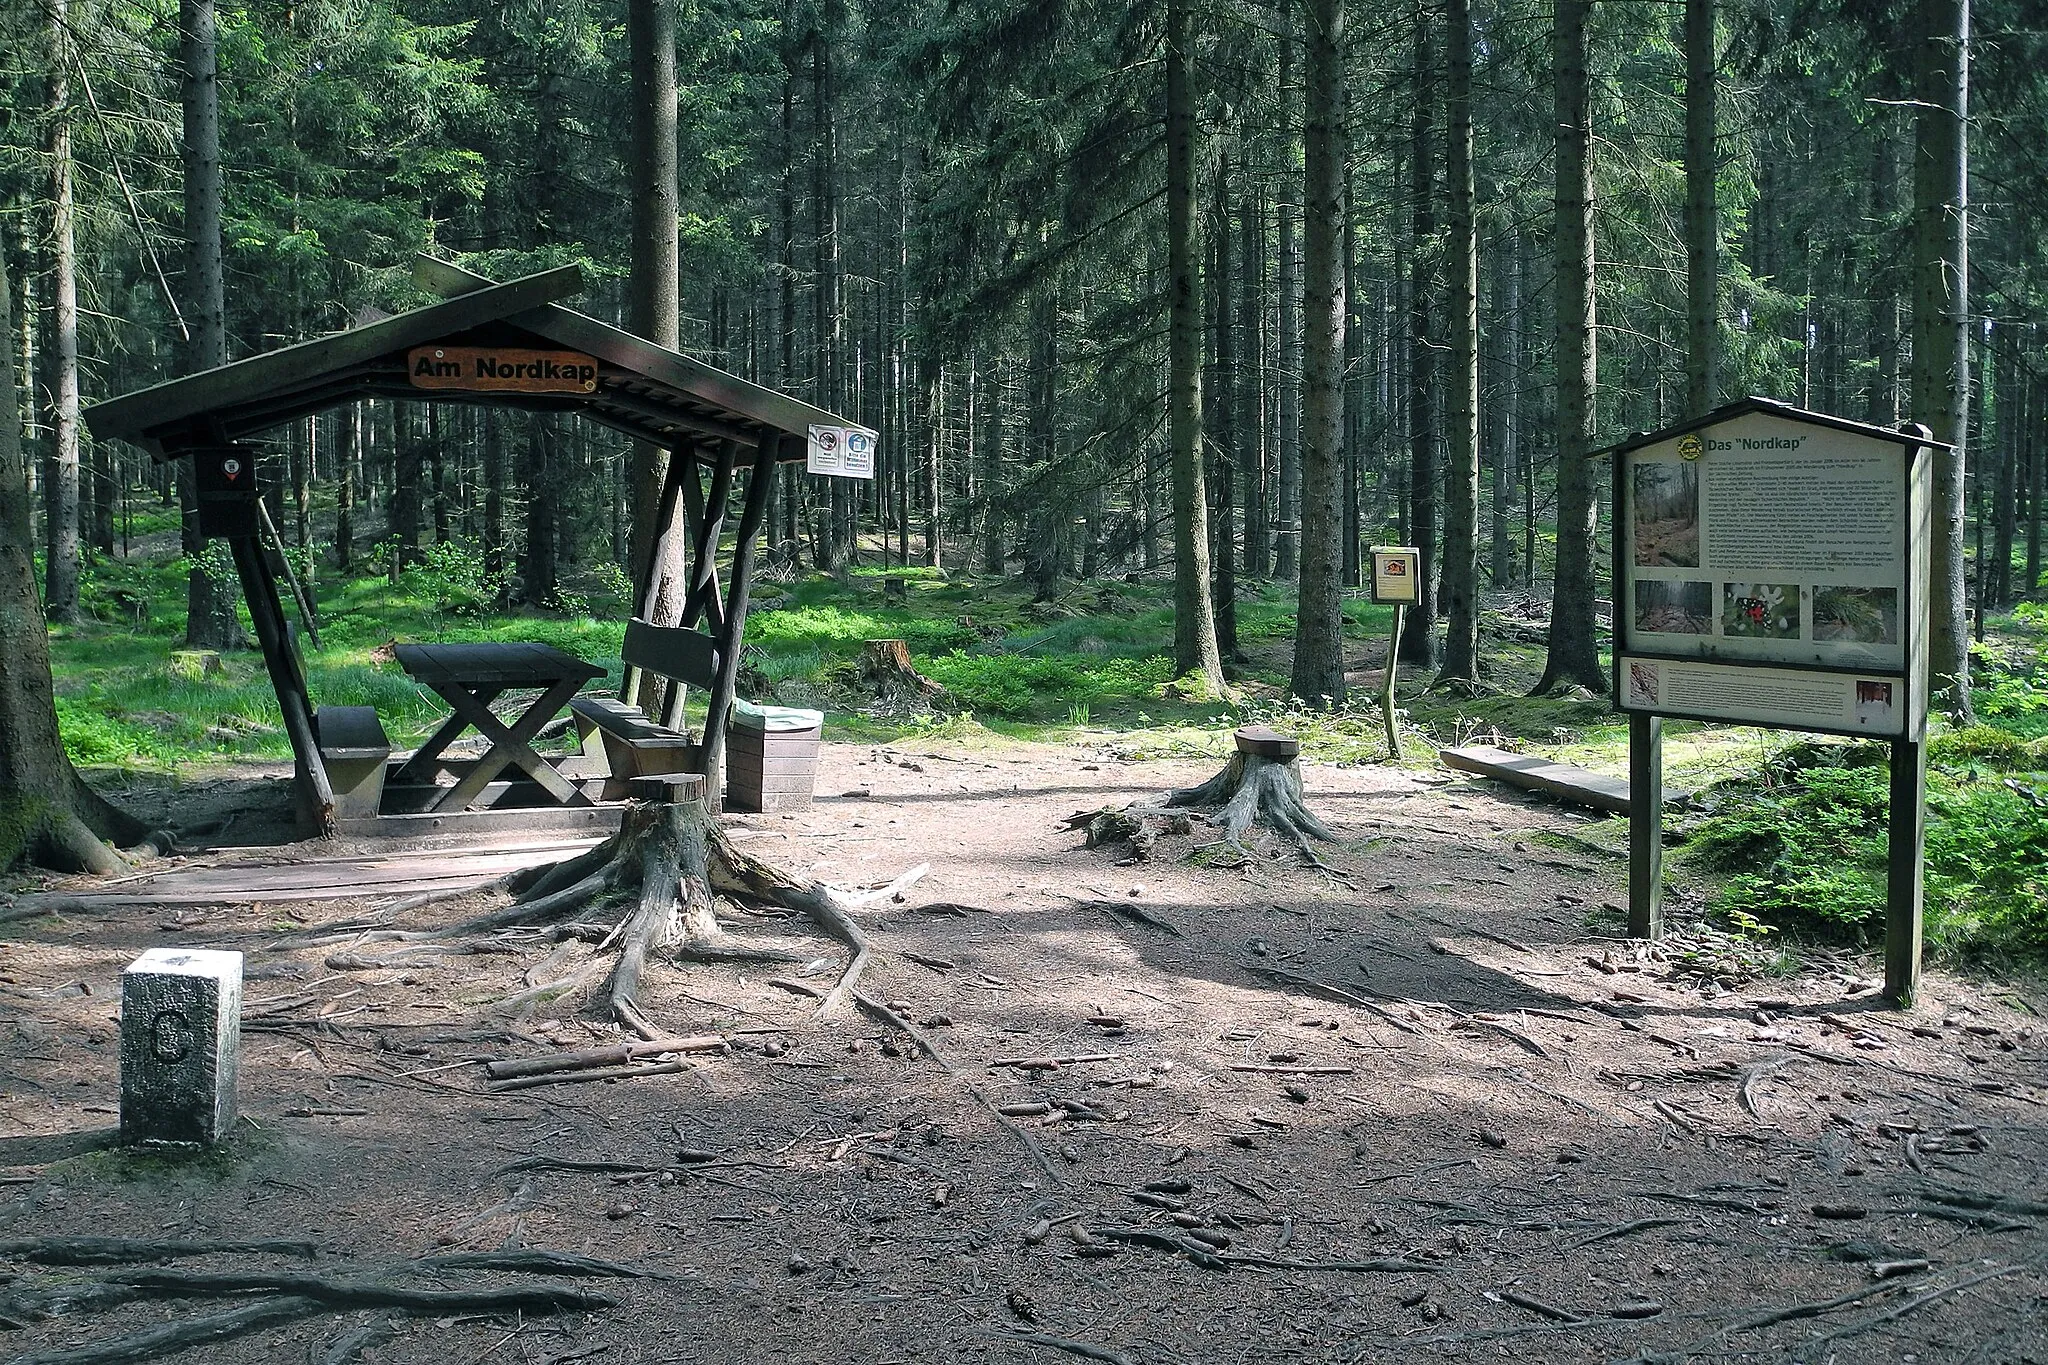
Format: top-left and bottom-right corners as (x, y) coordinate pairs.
(1612, 401), (1932, 740)
(1368, 546), (1421, 605)
(807, 424), (878, 479)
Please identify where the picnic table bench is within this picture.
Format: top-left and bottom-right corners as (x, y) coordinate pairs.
(390, 642), (604, 813)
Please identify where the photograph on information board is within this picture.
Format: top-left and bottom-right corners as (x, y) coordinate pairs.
(1631, 462), (1699, 567)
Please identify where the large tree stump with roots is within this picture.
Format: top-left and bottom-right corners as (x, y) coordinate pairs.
(1067, 726), (1336, 867)
(306, 773), (924, 1038)
(860, 638), (947, 712)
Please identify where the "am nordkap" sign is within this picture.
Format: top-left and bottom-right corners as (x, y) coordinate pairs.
(408, 346), (598, 394)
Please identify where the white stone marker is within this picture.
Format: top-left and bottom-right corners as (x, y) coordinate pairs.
(120, 948), (242, 1145)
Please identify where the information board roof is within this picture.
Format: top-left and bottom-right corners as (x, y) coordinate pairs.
(1593, 395), (1951, 461)
(86, 256), (849, 463)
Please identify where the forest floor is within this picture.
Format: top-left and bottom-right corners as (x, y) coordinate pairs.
(3, 737), (2045, 1365)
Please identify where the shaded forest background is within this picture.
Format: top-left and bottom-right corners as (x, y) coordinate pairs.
(2, 0), (2044, 681)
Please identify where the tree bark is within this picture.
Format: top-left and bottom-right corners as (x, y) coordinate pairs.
(1399, 0), (1439, 668)
(628, 0), (684, 710)
(1536, 0), (1607, 694)
(1911, 0), (1971, 719)
(1290, 0), (1347, 706)
(0, 248), (144, 873)
(178, 0), (239, 651)
(1167, 0), (1226, 692)
(1437, 0), (1479, 684)
(1274, 0), (1302, 584)
(1684, 0), (1717, 418)
(39, 0), (81, 626)
(1210, 148), (1239, 664)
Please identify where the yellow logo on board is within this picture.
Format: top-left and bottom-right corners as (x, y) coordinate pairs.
(1676, 433), (1704, 461)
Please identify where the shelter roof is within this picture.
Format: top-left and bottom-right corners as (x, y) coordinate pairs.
(86, 257), (847, 462)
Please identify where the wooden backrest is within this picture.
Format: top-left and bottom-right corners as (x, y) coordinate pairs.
(622, 618), (718, 691)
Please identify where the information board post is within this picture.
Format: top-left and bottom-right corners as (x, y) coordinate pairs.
(1886, 736), (1927, 1006)
(1627, 712), (1663, 939)
(1368, 547), (1422, 761)
(1383, 604), (1405, 760)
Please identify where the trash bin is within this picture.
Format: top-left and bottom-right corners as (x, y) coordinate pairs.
(726, 701), (824, 813)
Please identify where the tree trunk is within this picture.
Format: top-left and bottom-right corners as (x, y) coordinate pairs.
(1210, 149), (1239, 664)
(1684, 0), (1717, 417)
(1399, 0), (1438, 668)
(1437, 0), (1479, 684)
(1488, 232), (1518, 587)
(39, 0), (81, 626)
(1990, 340), (2015, 608)
(1911, 0), (1971, 719)
(0, 249), (145, 873)
(1167, 0), (1225, 693)
(1240, 182), (1268, 579)
(178, 0), (239, 651)
(1274, 0), (1302, 585)
(1290, 0), (1347, 706)
(980, 359), (1004, 574)
(1536, 0), (1607, 694)
(628, 0), (684, 711)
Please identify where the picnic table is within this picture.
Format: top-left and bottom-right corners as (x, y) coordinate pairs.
(390, 642), (604, 813)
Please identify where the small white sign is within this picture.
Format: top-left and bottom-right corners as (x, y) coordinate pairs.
(808, 424), (878, 480)
(1369, 546), (1422, 605)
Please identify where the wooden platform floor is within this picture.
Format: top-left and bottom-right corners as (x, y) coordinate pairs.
(39, 837), (601, 907)
(1439, 743), (1686, 815)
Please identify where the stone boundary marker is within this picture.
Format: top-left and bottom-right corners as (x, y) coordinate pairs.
(120, 948), (242, 1146)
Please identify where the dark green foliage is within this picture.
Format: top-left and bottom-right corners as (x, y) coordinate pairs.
(1682, 740), (2048, 961)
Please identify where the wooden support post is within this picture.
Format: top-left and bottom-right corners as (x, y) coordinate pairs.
(228, 533), (336, 836)
(679, 439), (736, 635)
(624, 442), (692, 710)
(695, 442), (781, 811)
(1628, 711), (1664, 939)
(1382, 604), (1404, 760)
(1885, 735), (1927, 1007)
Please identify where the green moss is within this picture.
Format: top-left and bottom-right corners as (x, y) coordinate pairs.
(0, 793), (53, 870)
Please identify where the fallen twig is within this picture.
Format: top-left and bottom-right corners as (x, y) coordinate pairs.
(996, 1330), (1139, 1365)
(487, 1060), (687, 1092)
(483, 1036), (726, 1081)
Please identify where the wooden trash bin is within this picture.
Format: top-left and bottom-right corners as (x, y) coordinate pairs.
(726, 702), (823, 813)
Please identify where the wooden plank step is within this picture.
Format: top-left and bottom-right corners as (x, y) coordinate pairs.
(1439, 744), (1684, 816)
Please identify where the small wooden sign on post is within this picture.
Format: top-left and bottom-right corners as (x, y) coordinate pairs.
(1606, 397), (1941, 1006)
(1368, 546), (1421, 759)
(407, 346), (598, 394)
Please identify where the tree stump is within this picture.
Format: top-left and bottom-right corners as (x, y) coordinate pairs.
(1066, 726), (1334, 865)
(860, 638), (946, 711)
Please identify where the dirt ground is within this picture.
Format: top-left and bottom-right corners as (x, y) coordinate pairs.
(3, 738), (2045, 1365)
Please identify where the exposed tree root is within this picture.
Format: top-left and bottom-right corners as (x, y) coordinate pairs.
(0, 1248), (640, 1365)
(323, 794), (895, 1036)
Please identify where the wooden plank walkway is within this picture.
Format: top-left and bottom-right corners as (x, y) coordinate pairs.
(1439, 744), (1684, 815)
(33, 838), (599, 907)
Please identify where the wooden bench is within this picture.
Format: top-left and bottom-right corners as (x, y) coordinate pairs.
(314, 705), (392, 819)
(571, 618), (713, 800)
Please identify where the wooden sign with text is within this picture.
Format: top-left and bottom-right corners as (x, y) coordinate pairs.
(408, 346), (598, 394)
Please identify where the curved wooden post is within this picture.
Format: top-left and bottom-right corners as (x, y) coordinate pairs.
(697, 438), (783, 811)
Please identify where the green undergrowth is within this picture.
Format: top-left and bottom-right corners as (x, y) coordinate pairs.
(1677, 727), (2048, 964)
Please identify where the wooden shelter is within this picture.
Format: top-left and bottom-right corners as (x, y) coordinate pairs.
(86, 256), (852, 837)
